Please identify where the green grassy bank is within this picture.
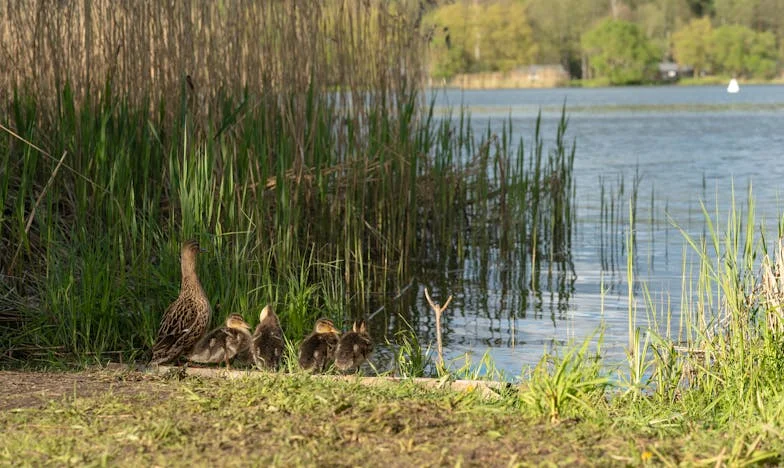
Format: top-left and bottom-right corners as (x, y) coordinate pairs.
(0, 365), (781, 466)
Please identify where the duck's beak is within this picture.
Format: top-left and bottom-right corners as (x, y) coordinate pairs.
(199, 246), (208, 253)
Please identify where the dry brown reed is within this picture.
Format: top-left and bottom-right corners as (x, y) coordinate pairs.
(0, 0), (426, 112)
(760, 239), (784, 335)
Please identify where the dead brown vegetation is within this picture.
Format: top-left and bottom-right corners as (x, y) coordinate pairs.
(0, 0), (427, 110)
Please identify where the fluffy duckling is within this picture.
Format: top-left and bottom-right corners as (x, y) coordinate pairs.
(188, 314), (252, 369)
(335, 320), (373, 372)
(251, 305), (285, 370)
(298, 318), (340, 372)
(150, 239), (212, 365)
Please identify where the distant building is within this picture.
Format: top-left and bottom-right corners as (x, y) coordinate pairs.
(658, 62), (694, 82)
(439, 64), (569, 89)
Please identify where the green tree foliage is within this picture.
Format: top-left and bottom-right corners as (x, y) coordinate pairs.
(635, 0), (692, 53)
(713, 0), (755, 27)
(710, 25), (777, 78)
(672, 17), (713, 76)
(714, 0), (784, 39)
(526, 0), (609, 77)
(685, 0), (714, 16)
(420, 0), (784, 84)
(424, 0), (537, 80)
(582, 19), (660, 84)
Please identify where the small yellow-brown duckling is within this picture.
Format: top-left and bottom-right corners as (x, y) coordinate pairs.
(251, 305), (285, 370)
(335, 320), (373, 372)
(150, 239), (212, 366)
(298, 318), (340, 372)
(188, 314), (252, 370)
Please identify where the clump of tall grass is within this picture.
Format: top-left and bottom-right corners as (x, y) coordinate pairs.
(519, 334), (608, 423)
(392, 317), (433, 378)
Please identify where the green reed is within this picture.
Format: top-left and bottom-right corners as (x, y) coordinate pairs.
(0, 83), (576, 360)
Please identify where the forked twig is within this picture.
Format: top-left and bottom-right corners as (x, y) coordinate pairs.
(424, 287), (452, 369)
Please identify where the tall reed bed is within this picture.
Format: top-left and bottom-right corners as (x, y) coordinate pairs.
(0, 0), (426, 108)
(0, 1), (575, 360)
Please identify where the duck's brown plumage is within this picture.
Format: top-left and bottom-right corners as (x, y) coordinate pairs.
(251, 305), (285, 370)
(188, 314), (252, 369)
(150, 240), (212, 365)
(335, 320), (373, 372)
(298, 318), (340, 372)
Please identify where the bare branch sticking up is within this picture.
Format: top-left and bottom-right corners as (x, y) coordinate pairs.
(424, 287), (453, 370)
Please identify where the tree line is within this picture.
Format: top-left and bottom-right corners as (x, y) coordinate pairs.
(424, 0), (783, 84)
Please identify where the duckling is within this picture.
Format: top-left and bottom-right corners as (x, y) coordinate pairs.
(335, 320), (373, 372)
(150, 239), (212, 365)
(251, 305), (285, 370)
(298, 318), (340, 372)
(188, 314), (252, 369)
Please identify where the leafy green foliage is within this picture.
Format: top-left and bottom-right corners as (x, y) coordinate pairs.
(526, 0), (609, 77)
(673, 18), (778, 79)
(711, 25), (778, 78)
(424, 0), (784, 83)
(425, 0), (537, 79)
(672, 17), (713, 76)
(582, 19), (660, 85)
(633, 0), (693, 53)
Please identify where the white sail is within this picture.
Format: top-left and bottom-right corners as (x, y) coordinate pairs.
(727, 78), (740, 93)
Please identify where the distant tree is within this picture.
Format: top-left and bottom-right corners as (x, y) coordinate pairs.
(431, 45), (475, 81)
(635, 0), (693, 53)
(714, 0), (784, 36)
(713, 0), (756, 29)
(481, 1), (539, 72)
(710, 25), (752, 75)
(526, 0), (609, 77)
(672, 17), (713, 76)
(424, 0), (537, 80)
(582, 19), (660, 84)
(685, 0), (714, 16)
(745, 31), (778, 78)
(711, 25), (777, 78)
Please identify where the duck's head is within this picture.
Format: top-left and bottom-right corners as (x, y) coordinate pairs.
(314, 318), (339, 335)
(259, 305), (279, 325)
(182, 239), (207, 257)
(180, 240), (207, 278)
(352, 320), (369, 336)
(226, 313), (251, 331)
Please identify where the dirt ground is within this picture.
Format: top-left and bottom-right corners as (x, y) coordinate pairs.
(0, 369), (172, 410)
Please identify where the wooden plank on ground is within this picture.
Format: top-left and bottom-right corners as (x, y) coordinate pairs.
(104, 362), (512, 399)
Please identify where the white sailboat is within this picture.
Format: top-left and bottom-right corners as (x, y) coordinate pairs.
(727, 78), (740, 93)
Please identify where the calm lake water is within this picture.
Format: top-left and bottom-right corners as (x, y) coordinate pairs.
(377, 85), (784, 377)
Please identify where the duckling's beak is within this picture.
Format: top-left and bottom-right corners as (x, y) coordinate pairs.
(199, 246), (208, 253)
